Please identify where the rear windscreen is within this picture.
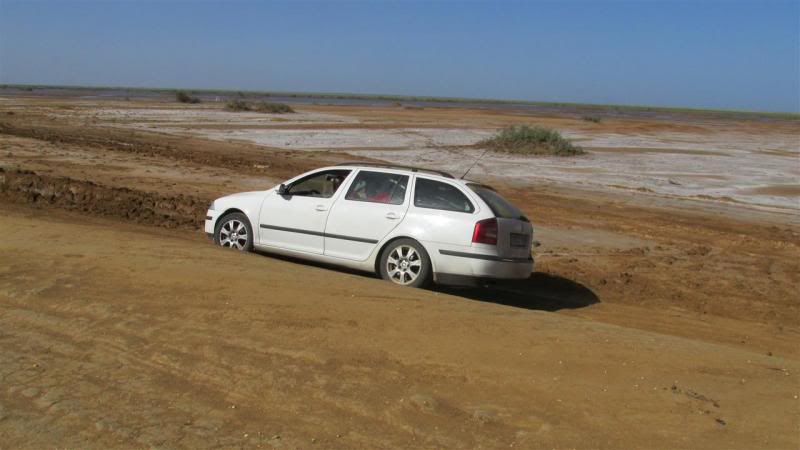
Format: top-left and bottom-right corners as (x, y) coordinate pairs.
(467, 183), (527, 221)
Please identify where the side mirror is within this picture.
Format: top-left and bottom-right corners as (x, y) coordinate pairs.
(277, 183), (289, 196)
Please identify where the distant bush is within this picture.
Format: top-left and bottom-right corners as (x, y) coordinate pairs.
(225, 100), (294, 114)
(175, 91), (201, 104)
(225, 99), (250, 111)
(480, 125), (584, 156)
(581, 115), (602, 123)
(254, 102), (294, 113)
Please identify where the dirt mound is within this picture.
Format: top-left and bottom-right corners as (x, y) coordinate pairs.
(0, 120), (361, 179)
(0, 121), (264, 173)
(0, 167), (209, 229)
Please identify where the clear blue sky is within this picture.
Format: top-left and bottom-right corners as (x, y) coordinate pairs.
(1, 0), (798, 112)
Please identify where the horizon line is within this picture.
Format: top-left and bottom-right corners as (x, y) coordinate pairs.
(2, 82), (798, 117)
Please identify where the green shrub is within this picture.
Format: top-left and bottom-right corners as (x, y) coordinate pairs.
(253, 101), (294, 113)
(175, 91), (200, 104)
(480, 125), (584, 156)
(581, 115), (602, 123)
(225, 99), (250, 111)
(225, 100), (294, 114)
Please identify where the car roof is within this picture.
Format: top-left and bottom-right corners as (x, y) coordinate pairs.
(331, 162), (465, 182)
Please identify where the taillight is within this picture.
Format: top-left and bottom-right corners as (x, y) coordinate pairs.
(472, 218), (498, 245)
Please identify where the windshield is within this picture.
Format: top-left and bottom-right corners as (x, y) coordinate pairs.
(467, 183), (527, 220)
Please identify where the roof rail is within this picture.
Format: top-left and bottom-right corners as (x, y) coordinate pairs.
(335, 162), (455, 179)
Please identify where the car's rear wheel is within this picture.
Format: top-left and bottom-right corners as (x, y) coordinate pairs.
(214, 212), (254, 252)
(379, 239), (431, 288)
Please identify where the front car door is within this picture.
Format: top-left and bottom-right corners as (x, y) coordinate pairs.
(323, 169), (410, 261)
(258, 169), (351, 254)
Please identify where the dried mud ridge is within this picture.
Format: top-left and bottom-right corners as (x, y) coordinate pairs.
(0, 167), (209, 230)
(0, 121), (256, 173)
(0, 121), (360, 179)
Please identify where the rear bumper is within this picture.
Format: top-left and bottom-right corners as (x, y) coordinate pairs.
(434, 249), (533, 285)
(435, 273), (517, 287)
(438, 249), (532, 265)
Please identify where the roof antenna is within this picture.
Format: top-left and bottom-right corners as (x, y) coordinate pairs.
(460, 148), (489, 179)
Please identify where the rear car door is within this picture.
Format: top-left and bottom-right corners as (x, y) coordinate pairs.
(408, 176), (478, 248)
(258, 169), (351, 254)
(323, 170), (410, 261)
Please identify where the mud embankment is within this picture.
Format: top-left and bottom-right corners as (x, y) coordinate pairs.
(0, 121), (350, 179)
(0, 167), (209, 229)
(0, 121), (274, 173)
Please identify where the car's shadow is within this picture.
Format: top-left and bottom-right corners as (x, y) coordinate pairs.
(254, 251), (598, 312)
(431, 272), (599, 312)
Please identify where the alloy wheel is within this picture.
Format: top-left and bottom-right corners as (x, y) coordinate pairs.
(386, 245), (422, 285)
(219, 219), (248, 250)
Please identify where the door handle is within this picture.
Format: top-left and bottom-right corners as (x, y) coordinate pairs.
(315, 205), (327, 212)
(385, 212), (400, 220)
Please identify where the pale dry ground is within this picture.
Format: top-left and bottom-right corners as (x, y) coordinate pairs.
(18, 97), (798, 211)
(0, 206), (798, 449)
(0, 96), (799, 448)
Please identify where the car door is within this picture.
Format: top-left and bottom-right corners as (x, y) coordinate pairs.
(405, 176), (478, 248)
(323, 170), (411, 261)
(258, 169), (351, 254)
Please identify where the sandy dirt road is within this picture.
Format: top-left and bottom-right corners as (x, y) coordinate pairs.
(0, 206), (798, 449)
(0, 96), (799, 448)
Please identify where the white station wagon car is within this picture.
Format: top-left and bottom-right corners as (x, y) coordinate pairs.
(205, 163), (534, 287)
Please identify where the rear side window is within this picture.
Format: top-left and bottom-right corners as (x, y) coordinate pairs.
(467, 183), (526, 220)
(414, 178), (475, 213)
(345, 171), (409, 205)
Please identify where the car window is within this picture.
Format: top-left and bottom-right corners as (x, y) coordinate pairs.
(414, 178), (475, 213)
(467, 183), (527, 220)
(287, 169), (351, 198)
(345, 171), (409, 205)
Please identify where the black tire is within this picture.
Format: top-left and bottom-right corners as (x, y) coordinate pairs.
(379, 238), (432, 288)
(213, 212), (254, 252)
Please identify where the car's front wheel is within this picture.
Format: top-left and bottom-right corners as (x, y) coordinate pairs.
(379, 239), (432, 288)
(214, 212), (254, 251)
